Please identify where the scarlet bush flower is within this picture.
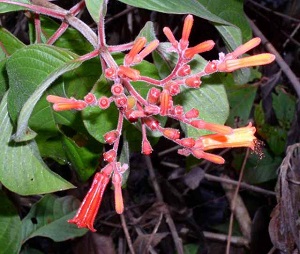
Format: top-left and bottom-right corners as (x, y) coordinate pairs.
(44, 13), (275, 232)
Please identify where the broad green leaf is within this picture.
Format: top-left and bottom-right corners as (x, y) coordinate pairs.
(0, 0), (30, 13)
(0, 93), (74, 195)
(85, 0), (106, 23)
(0, 191), (22, 254)
(118, 0), (245, 51)
(62, 135), (100, 181)
(0, 27), (25, 55)
(22, 194), (87, 242)
(224, 75), (257, 127)
(118, 0), (230, 25)
(6, 44), (80, 141)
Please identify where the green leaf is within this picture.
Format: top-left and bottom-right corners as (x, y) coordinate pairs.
(272, 87), (296, 129)
(0, 27), (25, 56)
(82, 76), (119, 143)
(6, 44), (80, 141)
(137, 21), (157, 42)
(0, 93), (74, 195)
(0, 0), (30, 14)
(118, 0), (246, 51)
(22, 194), (87, 242)
(224, 75), (257, 127)
(0, 191), (22, 254)
(62, 135), (100, 181)
(118, 0), (230, 25)
(0, 59), (8, 100)
(85, 0), (106, 23)
(176, 75), (229, 137)
(183, 244), (199, 254)
(40, 17), (94, 55)
(233, 148), (280, 184)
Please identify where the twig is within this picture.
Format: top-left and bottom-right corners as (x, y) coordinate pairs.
(160, 161), (276, 196)
(221, 174), (252, 241)
(105, 6), (135, 24)
(144, 155), (184, 254)
(247, 0), (300, 23)
(247, 17), (300, 98)
(205, 173), (276, 196)
(226, 148), (250, 254)
(120, 213), (135, 254)
(203, 231), (249, 246)
(144, 212), (164, 254)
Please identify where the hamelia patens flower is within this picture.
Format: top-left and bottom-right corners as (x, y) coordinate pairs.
(45, 13), (276, 232)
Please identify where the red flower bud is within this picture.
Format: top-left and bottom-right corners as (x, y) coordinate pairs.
(184, 108), (199, 119)
(180, 14), (193, 49)
(118, 66), (141, 81)
(162, 128), (180, 140)
(142, 139), (153, 155)
(143, 117), (160, 131)
(177, 64), (191, 77)
(147, 87), (161, 104)
(144, 105), (160, 115)
(165, 81), (180, 96)
(114, 94), (128, 108)
(105, 67), (117, 79)
(84, 93), (97, 105)
(103, 149), (116, 163)
(98, 96), (111, 109)
(179, 138), (195, 148)
(103, 130), (119, 145)
(173, 105), (184, 116)
(204, 61), (218, 74)
(185, 76), (201, 88)
(111, 83), (124, 96)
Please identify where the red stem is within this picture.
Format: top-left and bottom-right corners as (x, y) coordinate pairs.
(34, 13), (41, 43)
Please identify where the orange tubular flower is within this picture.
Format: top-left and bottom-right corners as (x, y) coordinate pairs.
(198, 123), (256, 151)
(180, 14), (194, 49)
(218, 53), (276, 72)
(68, 165), (113, 232)
(133, 39), (160, 65)
(118, 65), (141, 81)
(124, 37), (147, 66)
(184, 40), (215, 59)
(46, 95), (87, 111)
(112, 172), (124, 214)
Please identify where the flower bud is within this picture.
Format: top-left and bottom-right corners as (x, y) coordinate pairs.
(103, 130), (119, 145)
(162, 128), (180, 140)
(84, 93), (97, 105)
(184, 108), (199, 119)
(103, 149), (116, 163)
(142, 139), (153, 155)
(98, 96), (111, 109)
(185, 76), (201, 88)
(111, 83), (124, 96)
(147, 87), (161, 104)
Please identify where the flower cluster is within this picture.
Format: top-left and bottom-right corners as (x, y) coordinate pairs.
(47, 15), (275, 231)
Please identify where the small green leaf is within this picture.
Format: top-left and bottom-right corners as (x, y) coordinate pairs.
(62, 135), (101, 181)
(224, 74), (257, 127)
(0, 0), (30, 14)
(22, 194), (87, 242)
(0, 191), (22, 254)
(0, 93), (74, 195)
(0, 27), (25, 55)
(85, 0), (106, 23)
(272, 87), (296, 129)
(137, 21), (157, 42)
(6, 44), (81, 141)
(40, 17), (94, 55)
(233, 148), (280, 184)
